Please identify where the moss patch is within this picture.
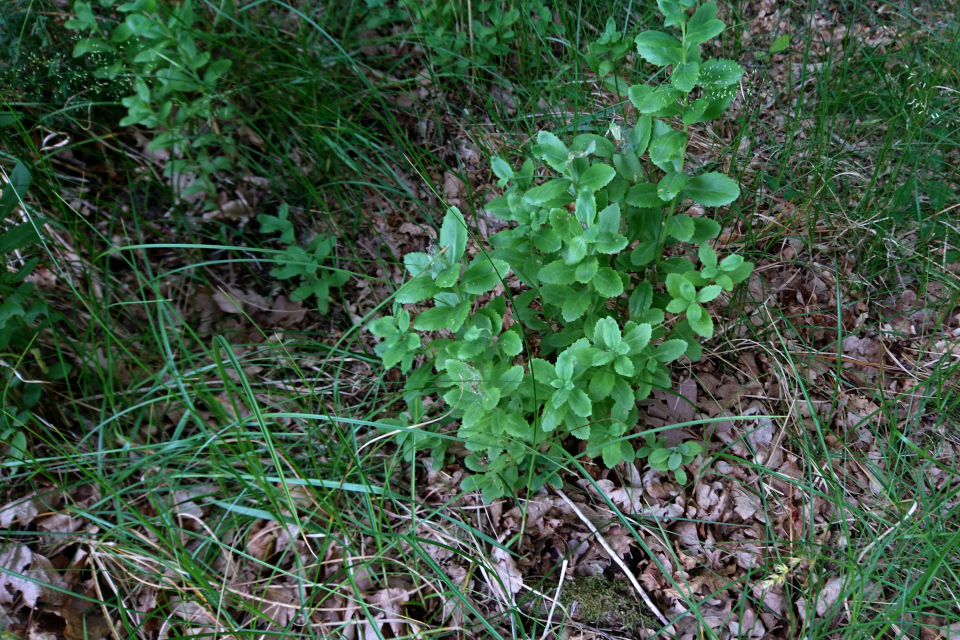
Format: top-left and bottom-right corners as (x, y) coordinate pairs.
(558, 575), (653, 631)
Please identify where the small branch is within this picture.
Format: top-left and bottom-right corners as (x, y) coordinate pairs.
(554, 490), (671, 629)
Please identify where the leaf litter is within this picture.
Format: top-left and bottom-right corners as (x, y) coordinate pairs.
(4, 4), (960, 640)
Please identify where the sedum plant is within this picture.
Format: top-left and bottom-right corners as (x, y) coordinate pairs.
(368, 1), (753, 502)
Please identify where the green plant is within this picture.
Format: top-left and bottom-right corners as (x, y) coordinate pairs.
(258, 204), (350, 314)
(65, 0), (235, 207)
(636, 433), (702, 483)
(367, 1), (753, 502)
(0, 159), (69, 463)
(399, 0), (557, 72)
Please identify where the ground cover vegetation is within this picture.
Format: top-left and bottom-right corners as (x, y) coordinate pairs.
(1, 0), (959, 639)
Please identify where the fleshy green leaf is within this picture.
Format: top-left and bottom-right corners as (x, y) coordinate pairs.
(666, 214), (696, 242)
(698, 244), (718, 269)
(395, 276), (439, 304)
(690, 217), (722, 243)
(525, 179), (573, 206)
(578, 163), (616, 192)
(654, 339), (688, 363)
(687, 304), (714, 337)
(626, 183), (662, 208)
(491, 156), (513, 184)
(682, 172), (740, 206)
(634, 30), (683, 66)
(602, 443), (622, 468)
(637, 85), (683, 116)
(696, 59), (744, 89)
(685, 2), (725, 44)
(670, 61), (700, 92)
(658, 172), (689, 202)
(498, 330), (523, 357)
(592, 268), (624, 298)
(574, 256), (599, 283)
(567, 388), (593, 417)
(439, 206), (468, 265)
(696, 285), (722, 303)
(538, 259), (578, 285)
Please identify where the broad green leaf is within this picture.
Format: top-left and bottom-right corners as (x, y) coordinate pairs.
(654, 339), (688, 363)
(698, 244), (718, 269)
(696, 285), (723, 303)
(578, 163), (616, 192)
(670, 61), (700, 92)
(589, 371), (616, 400)
(769, 34), (791, 54)
(666, 298), (689, 313)
(634, 30), (683, 66)
(658, 172), (689, 201)
(439, 206), (468, 265)
(403, 252), (434, 278)
(627, 84), (653, 111)
(602, 442), (622, 468)
(682, 172), (740, 206)
(668, 452), (683, 471)
(0, 222), (40, 254)
(665, 213), (695, 240)
(594, 317), (622, 349)
(542, 404), (566, 432)
(629, 116), (652, 155)
(575, 188), (597, 227)
(625, 183), (662, 208)
(687, 305), (714, 337)
(539, 259), (578, 285)
(631, 241), (658, 266)
(592, 268), (623, 298)
(571, 134), (615, 158)
(498, 330), (523, 357)
(525, 179), (573, 206)
(649, 130), (685, 167)
(564, 236), (588, 266)
(685, 2), (725, 44)
(567, 389), (593, 417)
(690, 217), (722, 243)
(491, 156), (513, 183)
(536, 130), (569, 170)
(637, 85), (683, 116)
(720, 254), (744, 270)
(461, 258), (510, 294)
(413, 302), (465, 331)
(649, 447), (671, 467)
(697, 59), (744, 89)
(504, 413), (529, 437)
(574, 256), (599, 283)
(624, 323), (652, 353)
(596, 203), (621, 235)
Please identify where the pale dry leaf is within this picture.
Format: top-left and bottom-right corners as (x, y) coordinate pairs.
(258, 585), (300, 628)
(0, 545), (49, 608)
(815, 576), (845, 617)
(0, 495), (42, 528)
(732, 485), (767, 523)
(364, 587), (409, 637)
(213, 290), (243, 314)
(490, 547), (523, 601)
